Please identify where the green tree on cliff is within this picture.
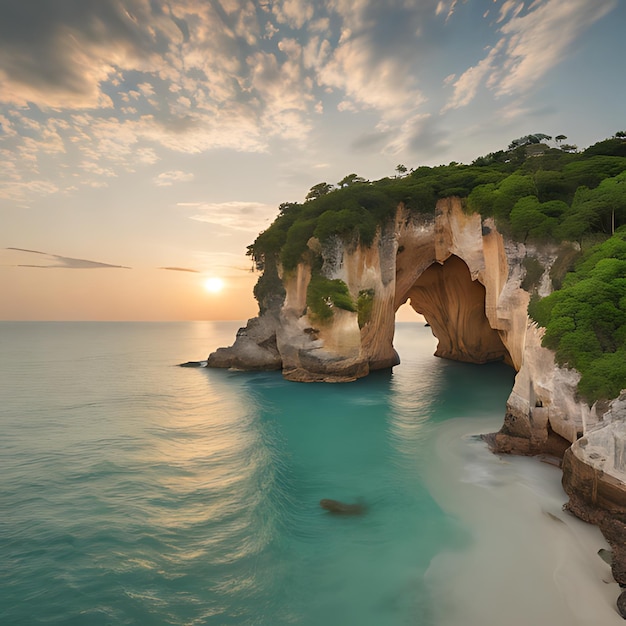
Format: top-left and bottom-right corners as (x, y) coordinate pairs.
(338, 173), (366, 188)
(509, 196), (555, 241)
(306, 182), (334, 201)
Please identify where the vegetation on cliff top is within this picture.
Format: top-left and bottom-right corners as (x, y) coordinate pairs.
(247, 133), (626, 276)
(246, 132), (626, 400)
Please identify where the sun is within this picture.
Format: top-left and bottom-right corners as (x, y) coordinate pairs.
(203, 277), (224, 293)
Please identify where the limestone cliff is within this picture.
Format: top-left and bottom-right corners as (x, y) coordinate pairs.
(207, 196), (605, 454)
(207, 197), (626, 588)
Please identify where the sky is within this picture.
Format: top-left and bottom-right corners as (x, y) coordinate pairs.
(1, 0), (625, 321)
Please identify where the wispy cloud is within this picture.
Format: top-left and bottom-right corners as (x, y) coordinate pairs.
(177, 201), (276, 232)
(315, 2), (433, 122)
(443, 0), (617, 111)
(0, 179), (60, 203)
(154, 170), (194, 187)
(442, 42), (504, 112)
(159, 266), (199, 273)
(6, 248), (131, 269)
(495, 0), (616, 97)
(190, 250), (256, 275)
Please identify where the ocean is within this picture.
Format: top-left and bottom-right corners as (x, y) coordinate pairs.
(0, 321), (621, 625)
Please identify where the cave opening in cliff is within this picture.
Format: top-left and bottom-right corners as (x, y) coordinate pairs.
(397, 255), (512, 366)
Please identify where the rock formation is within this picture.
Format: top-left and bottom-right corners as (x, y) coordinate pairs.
(562, 392), (626, 587)
(207, 197), (626, 592)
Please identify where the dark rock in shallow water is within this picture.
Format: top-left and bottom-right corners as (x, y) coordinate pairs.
(178, 361), (206, 368)
(319, 499), (366, 515)
(617, 590), (626, 618)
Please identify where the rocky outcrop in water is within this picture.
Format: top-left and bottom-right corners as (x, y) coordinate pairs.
(209, 198), (517, 381)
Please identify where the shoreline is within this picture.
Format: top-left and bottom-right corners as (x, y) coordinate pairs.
(422, 416), (623, 625)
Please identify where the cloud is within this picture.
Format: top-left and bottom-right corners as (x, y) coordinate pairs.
(0, 0), (293, 178)
(351, 129), (394, 152)
(177, 201), (277, 232)
(384, 113), (450, 157)
(316, 3), (433, 121)
(190, 249), (256, 275)
(6, 248), (131, 269)
(159, 266), (199, 273)
(0, 0), (174, 109)
(0, 0), (619, 191)
(0, 179), (60, 203)
(495, 0), (616, 97)
(496, 0), (524, 24)
(436, 0), (465, 22)
(0, 0), (487, 190)
(154, 170), (194, 187)
(272, 0), (314, 29)
(245, 39), (314, 141)
(443, 0), (618, 110)
(442, 41), (504, 112)
(0, 0), (451, 172)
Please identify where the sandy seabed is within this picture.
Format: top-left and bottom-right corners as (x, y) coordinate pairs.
(423, 416), (623, 626)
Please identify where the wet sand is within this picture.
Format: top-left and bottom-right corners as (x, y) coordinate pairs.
(423, 416), (623, 626)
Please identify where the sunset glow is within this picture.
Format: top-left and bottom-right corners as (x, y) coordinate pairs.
(204, 277), (225, 294)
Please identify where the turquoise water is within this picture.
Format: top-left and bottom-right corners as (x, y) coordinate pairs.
(1, 321), (515, 625)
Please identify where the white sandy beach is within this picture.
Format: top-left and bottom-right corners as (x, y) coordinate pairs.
(423, 416), (623, 626)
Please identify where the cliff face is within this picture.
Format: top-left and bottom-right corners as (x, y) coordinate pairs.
(208, 198), (626, 583)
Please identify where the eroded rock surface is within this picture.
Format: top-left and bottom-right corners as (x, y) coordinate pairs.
(562, 393), (626, 586)
(406, 254), (508, 364)
(208, 315), (282, 371)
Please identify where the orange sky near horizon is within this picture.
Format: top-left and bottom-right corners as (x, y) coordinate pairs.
(1, 266), (259, 321)
(1, 262), (423, 322)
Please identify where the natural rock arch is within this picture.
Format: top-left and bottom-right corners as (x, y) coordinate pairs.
(208, 198), (519, 380)
(397, 255), (511, 366)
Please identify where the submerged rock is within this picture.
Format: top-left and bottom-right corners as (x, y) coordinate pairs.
(320, 499), (367, 515)
(617, 590), (626, 619)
